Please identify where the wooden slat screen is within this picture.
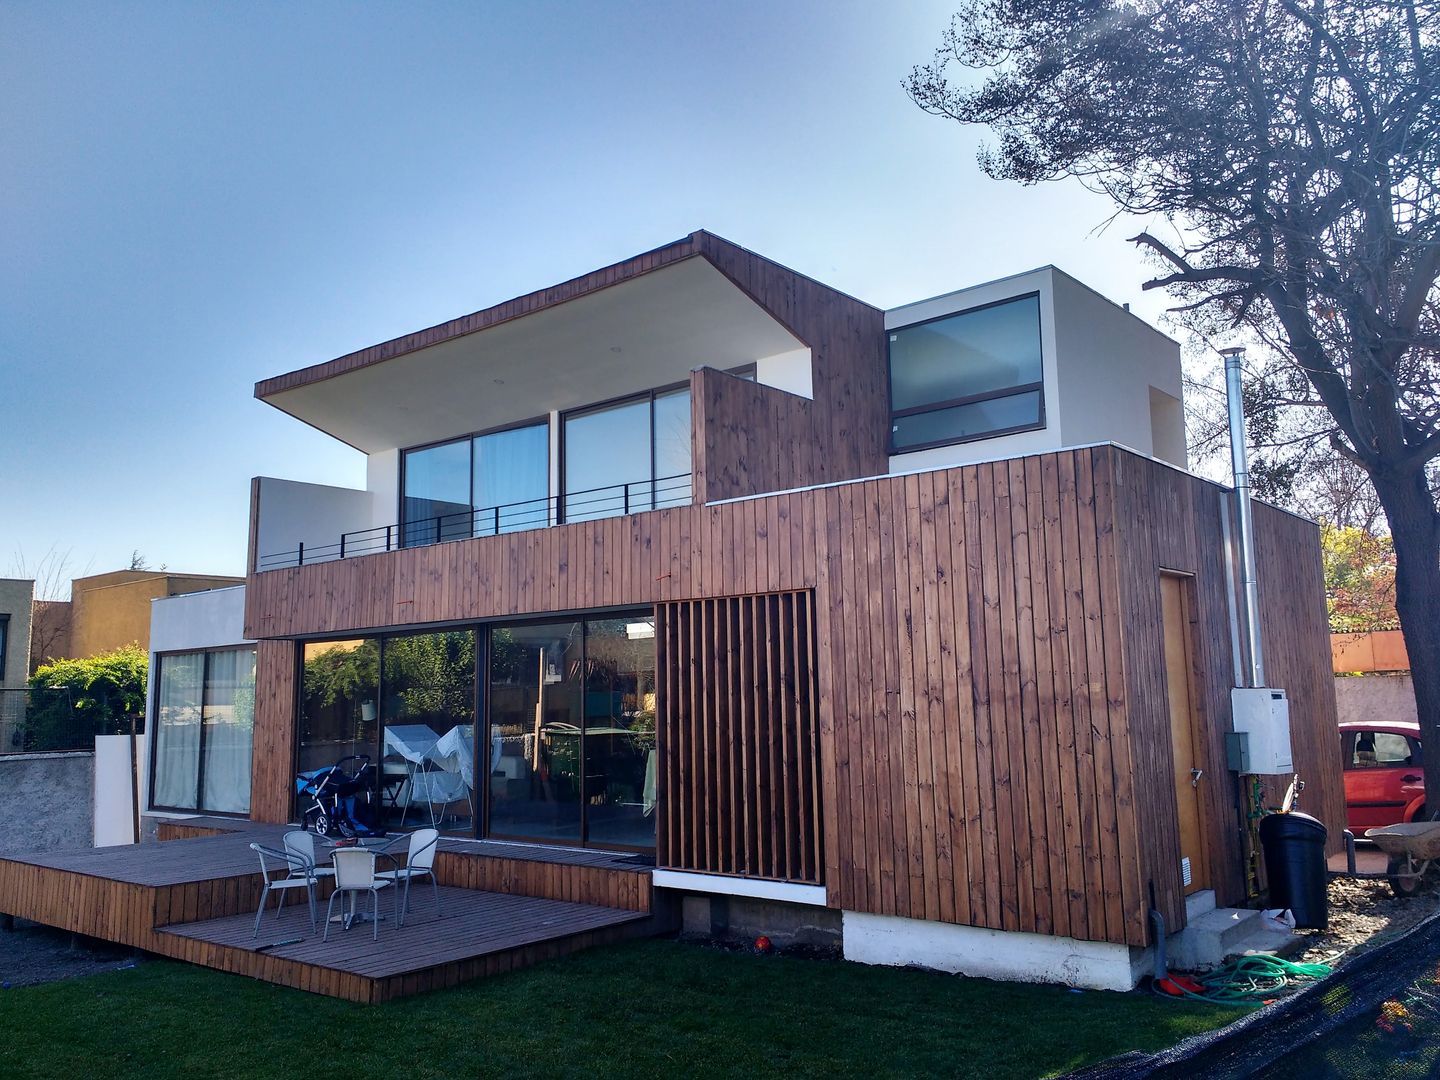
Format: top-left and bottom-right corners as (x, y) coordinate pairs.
(655, 591), (822, 884)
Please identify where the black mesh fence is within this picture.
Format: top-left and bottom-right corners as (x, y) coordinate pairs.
(0, 688), (115, 754)
(1066, 909), (1440, 1079)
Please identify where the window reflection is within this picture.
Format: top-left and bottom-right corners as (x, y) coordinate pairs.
(486, 615), (657, 850)
(888, 293), (1045, 450)
(563, 389), (692, 522)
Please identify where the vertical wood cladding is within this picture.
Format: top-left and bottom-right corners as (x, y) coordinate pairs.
(1109, 452), (1345, 935)
(248, 639), (296, 825)
(692, 232), (889, 500)
(244, 445), (1342, 948)
(655, 591), (822, 883)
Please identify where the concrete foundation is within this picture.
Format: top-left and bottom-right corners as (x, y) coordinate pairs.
(679, 893), (842, 953)
(0, 751), (94, 854)
(841, 910), (1149, 991)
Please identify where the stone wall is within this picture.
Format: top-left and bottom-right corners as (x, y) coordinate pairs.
(1334, 674), (1418, 727)
(0, 752), (94, 854)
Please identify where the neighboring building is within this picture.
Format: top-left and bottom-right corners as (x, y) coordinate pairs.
(0, 578), (34, 692)
(0, 579), (36, 751)
(30, 569), (244, 671)
(142, 231), (1340, 990)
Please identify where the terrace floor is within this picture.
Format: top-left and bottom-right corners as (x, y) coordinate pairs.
(0, 817), (667, 1002)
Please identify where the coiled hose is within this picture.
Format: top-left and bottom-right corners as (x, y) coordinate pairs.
(1158, 954), (1337, 1005)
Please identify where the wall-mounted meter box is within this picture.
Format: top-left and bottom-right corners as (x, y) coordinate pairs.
(1229, 687), (1293, 774)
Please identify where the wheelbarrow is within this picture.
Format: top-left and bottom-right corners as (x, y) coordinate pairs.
(1365, 820), (1440, 897)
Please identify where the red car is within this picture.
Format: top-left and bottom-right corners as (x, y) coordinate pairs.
(1340, 720), (1426, 832)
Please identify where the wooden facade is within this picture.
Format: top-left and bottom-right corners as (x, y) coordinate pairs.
(243, 444), (1342, 951)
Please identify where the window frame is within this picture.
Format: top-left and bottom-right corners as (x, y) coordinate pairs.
(398, 414), (552, 547)
(0, 613), (9, 683)
(147, 645), (258, 817)
(557, 365), (755, 524)
(886, 291), (1047, 455)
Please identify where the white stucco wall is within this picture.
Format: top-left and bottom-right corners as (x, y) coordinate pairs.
(1050, 270), (1186, 466)
(365, 449), (400, 530)
(755, 346), (814, 400)
(253, 476), (377, 569)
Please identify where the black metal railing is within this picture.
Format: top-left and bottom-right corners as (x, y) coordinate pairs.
(0, 688), (118, 756)
(257, 472), (693, 571)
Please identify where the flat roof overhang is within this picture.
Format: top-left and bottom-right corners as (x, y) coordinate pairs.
(256, 234), (809, 453)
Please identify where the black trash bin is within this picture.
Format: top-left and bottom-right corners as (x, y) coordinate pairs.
(1259, 810), (1329, 929)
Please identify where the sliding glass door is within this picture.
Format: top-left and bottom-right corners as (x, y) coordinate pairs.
(289, 613), (656, 851)
(485, 614), (656, 850)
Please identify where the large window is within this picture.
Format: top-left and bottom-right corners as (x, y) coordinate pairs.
(563, 387), (691, 522)
(888, 293), (1044, 452)
(487, 615), (656, 850)
(402, 420), (549, 547)
(297, 632), (478, 834)
(150, 647), (256, 815)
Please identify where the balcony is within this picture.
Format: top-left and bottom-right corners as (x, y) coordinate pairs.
(255, 472), (693, 571)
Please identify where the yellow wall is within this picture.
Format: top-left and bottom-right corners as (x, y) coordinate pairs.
(67, 572), (243, 658)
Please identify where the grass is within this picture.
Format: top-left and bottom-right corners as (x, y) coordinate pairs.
(0, 939), (1244, 1079)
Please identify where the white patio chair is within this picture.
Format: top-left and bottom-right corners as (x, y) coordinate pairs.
(323, 847), (392, 942)
(249, 842), (319, 938)
(376, 827), (441, 925)
(283, 829), (335, 883)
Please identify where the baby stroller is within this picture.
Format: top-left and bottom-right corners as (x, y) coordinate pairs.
(295, 755), (383, 838)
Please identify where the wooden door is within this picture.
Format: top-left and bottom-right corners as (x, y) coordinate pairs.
(1161, 573), (1210, 894)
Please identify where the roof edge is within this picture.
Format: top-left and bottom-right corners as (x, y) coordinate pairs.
(255, 231), (706, 401)
(255, 230), (883, 403)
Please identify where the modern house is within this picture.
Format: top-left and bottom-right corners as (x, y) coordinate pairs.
(1, 232), (1342, 996)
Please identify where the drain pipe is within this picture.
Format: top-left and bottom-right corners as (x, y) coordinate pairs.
(1150, 908), (1168, 981)
(1223, 346), (1265, 688)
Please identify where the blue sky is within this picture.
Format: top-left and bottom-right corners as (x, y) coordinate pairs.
(1, 1), (1170, 594)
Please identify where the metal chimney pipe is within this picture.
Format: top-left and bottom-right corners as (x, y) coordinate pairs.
(1223, 346), (1265, 688)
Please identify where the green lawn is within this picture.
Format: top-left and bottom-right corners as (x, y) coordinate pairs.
(0, 940), (1243, 1079)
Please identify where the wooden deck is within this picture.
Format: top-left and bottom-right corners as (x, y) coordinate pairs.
(0, 818), (667, 1002)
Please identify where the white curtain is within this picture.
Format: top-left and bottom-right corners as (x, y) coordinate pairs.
(201, 649), (255, 815)
(152, 653), (204, 809)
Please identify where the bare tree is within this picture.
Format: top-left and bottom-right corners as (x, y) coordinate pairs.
(908, 0), (1440, 786)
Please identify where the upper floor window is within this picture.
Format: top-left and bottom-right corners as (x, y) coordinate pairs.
(402, 420), (550, 547)
(563, 386), (693, 523)
(888, 293), (1044, 453)
(0, 614), (9, 683)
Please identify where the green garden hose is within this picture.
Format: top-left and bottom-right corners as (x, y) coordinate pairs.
(1160, 954), (1336, 1005)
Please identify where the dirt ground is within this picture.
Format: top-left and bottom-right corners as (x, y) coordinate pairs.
(0, 920), (141, 989)
(1292, 873), (1440, 967)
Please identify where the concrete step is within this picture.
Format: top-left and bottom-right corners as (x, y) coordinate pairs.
(1167, 906), (1301, 972)
(1185, 889), (1217, 921)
